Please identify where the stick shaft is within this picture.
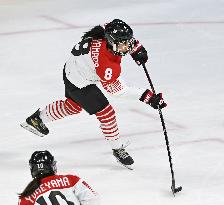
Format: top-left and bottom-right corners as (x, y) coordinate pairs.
(142, 63), (175, 180)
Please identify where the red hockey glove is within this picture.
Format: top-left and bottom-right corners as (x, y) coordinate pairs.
(140, 89), (167, 109)
(131, 46), (148, 66)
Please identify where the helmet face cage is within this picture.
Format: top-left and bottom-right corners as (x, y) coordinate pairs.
(29, 151), (57, 178)
(105, 19), (134, 56)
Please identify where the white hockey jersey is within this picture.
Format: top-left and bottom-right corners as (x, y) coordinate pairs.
(65, 38), (145, 100)
(18, 174), (100, 205)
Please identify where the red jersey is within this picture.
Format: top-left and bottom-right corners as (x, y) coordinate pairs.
(92, 39), (122, 83)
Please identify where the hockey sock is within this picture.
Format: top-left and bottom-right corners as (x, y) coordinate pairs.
(95, 104), (123, 149)
(40, 98), (82, 123)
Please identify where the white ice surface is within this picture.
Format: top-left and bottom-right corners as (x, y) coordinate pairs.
(1, 0), (224, 204)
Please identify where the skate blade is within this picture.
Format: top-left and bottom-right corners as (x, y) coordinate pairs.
(20, 122), (45, 137)
(116, 159), (134, 170)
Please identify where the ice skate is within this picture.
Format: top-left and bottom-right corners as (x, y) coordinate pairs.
(113, 145), (134, 170)
(20, 109), (49, 137)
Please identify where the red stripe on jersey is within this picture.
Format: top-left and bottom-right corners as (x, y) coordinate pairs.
(101, 79), (124, 95)
(82, 181), (97, 195)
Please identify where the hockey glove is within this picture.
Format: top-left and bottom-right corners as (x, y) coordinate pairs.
(140, 89), (167, 109)
(131, 46), (148, 66)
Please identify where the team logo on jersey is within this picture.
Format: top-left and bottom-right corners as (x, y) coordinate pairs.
(91, 39), (102, 67)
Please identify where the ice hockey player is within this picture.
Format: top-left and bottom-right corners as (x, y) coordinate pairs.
(21, 19), (167, 169)
(18, 150), (100, 205)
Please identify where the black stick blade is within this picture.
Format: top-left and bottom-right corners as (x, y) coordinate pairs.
(175, 186), (182, 193)
(171, 180), (182, 196)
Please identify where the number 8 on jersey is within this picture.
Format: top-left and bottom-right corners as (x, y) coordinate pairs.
(104, 68), (113, 81)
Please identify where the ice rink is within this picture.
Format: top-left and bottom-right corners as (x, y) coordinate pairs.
(1, 0), (224, 204)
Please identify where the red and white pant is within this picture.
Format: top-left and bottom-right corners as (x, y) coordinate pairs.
(40, 98), (122, 149)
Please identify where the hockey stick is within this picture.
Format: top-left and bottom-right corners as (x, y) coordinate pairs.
(142, 63), (182, 196)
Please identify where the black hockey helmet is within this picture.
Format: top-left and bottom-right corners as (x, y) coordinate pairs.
(104, 19), (134, 56)
(29, 150), (57, 179)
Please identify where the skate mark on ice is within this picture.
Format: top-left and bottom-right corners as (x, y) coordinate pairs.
(0, 27), (78, 36)
(40, 15), (81, 28)
(0, 15), (89, 36)
(1, 19), (224, 36)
